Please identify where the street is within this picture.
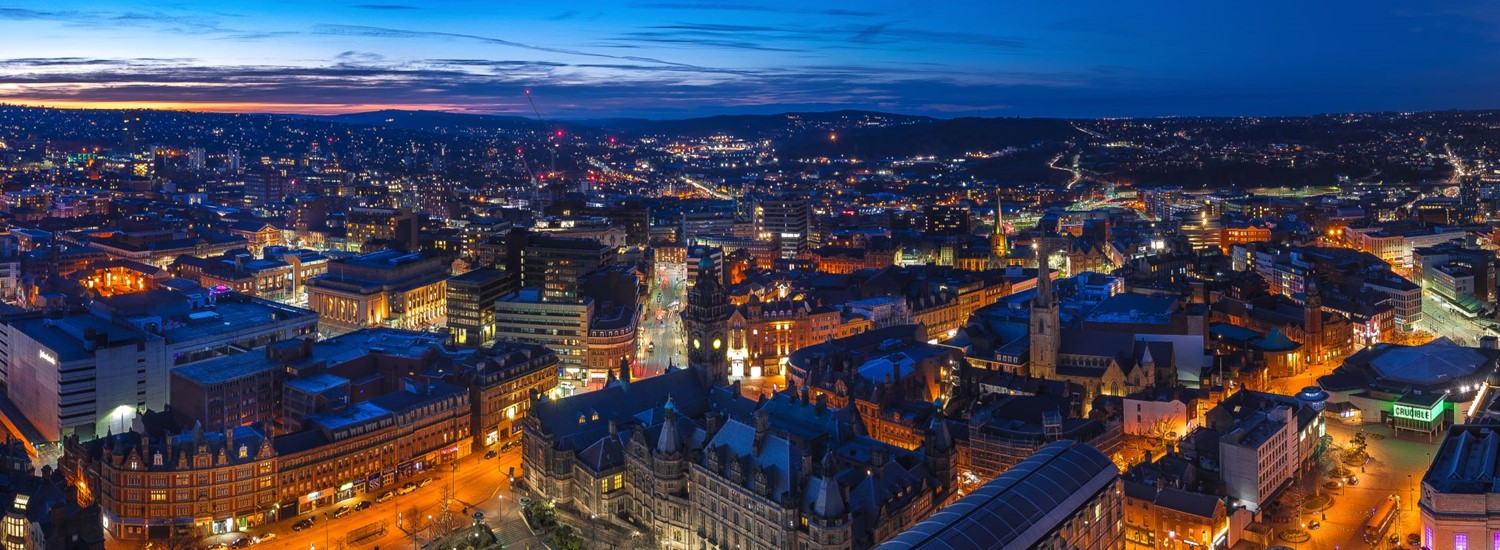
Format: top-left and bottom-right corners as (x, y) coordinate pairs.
(1287, 421), (1437, 550)
(1419, 291), (1491, 347)
(187, 446), (536, 550)
(637, 263), (686, 378)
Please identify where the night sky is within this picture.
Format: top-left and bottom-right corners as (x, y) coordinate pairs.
(3, 1), (1499, 118)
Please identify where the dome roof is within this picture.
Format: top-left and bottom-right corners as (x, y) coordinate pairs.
(1371, 339), (1487, 385)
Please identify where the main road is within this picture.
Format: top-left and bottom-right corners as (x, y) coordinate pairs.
(183, 446), (536, 550)
(637, 262), (687, 378)
(1289, 421), (1438, 550)
(1420, 291), (1491, 347)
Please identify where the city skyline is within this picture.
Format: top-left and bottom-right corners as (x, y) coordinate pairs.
(3, 1), (1500, 118)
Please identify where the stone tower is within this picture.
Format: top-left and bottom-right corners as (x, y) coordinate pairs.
(1029, 247), (1059, 379)
(1304, 277), (1323, 366)
(684, 256), (732, 388)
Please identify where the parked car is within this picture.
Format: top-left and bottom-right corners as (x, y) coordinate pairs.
(519, 497), (532, 507)
(501, 440), (519, 451)
(253, 533), (277, 544)
(292, 519), (313, 531)
(397, 482), (417, 495)
(1307, 520), (1320, 530)
(354, 501), (372, 511)
(484, 449), (498, 459)
(417, 478), (433, 488)
(376, 491), (394, 503)
(230, 538), (252, 548)
(330, 505), (351, 518)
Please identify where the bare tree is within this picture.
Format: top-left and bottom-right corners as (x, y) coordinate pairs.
(1282, 487), (1310, 528)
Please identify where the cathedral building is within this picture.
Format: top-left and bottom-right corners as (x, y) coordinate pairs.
(1027, 260), (1176, 413)
(520, 364), (959, 550)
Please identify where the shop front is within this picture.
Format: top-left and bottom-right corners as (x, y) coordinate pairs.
(1392, 393), (1446, 439)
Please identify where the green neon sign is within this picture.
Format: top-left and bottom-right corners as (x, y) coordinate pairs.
(1393, 402), (1441, 422)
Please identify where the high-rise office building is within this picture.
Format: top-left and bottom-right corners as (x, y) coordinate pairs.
(757, 195), (812, 259)
(446, 267), (514, 346)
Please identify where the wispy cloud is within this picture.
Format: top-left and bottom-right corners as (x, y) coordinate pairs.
(633, 2), (878, 18)
(352, 4), (421, 10)
(0, 53), (1114, 117)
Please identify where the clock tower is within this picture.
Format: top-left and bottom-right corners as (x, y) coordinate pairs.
(684, 256), (731, 388)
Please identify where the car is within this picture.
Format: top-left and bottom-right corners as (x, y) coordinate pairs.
(1408, 534), (1422, 546)
(292, 519), (313, 531)
(484, 449), (498, 459)
(1307, 520), (1320, 530)
(417, 478), (433, 488)
(398, 482), (417, 495)
(206, 543), (229, 550)
(519, 497), (532, 507)
(1347, 476), (1360, 486)
(354, 501), (372, 511)
(502, 440), (519, 451)
(330, 505), (351, 518)
(376, 491), (394, 503)
(230, 538), (252, 548)
(253, 533), (277, 544)
(647, 342), (655, 352)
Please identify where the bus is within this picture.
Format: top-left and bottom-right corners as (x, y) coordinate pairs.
(1364, 494), (1400, 544)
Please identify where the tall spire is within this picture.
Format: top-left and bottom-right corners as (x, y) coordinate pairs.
(1034, 244), (1052, 306)
(992, 189), (1008, 257)
(1029, 241), (1060, 379)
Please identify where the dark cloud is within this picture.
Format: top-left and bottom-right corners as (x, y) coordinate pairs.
(0, 7), (69, 20)
(633, 2), (877, 18)
(309, 24), (735, 73)
(0, 55), (1119, 117)
(607, 21), (1026, 52)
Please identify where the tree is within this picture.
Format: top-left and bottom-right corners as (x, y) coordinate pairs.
(525, 500), (558, 530)
(148, 524), (202, 550)
(553, 524), (584, 550)
(404, 505), (427, 533)
(1282, 487), (1310, 526)
(433, 486), (462, 537)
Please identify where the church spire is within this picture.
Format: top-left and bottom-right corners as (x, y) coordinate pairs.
(1029, 242), (1060, 379)
(1034, 245), (1052, 306)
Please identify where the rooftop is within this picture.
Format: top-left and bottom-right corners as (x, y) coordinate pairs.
(873, 441), (1117, 550)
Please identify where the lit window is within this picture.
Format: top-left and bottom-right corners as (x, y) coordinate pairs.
(1457, 533), (1469, 550)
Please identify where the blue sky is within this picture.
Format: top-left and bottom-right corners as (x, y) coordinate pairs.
(2, 1), (1499, 117)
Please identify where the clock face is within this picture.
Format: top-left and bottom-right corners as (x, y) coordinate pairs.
(693, 338), (701, 350)
(712, 338), (722, 350)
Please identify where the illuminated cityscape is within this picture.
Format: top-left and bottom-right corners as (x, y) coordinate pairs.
(6, 2), (1500, 550)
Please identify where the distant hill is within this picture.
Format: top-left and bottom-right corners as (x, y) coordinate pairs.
(310, 110), (542, 132)
(780, 117), (1079, 159)
(580, 110), (934, 137)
